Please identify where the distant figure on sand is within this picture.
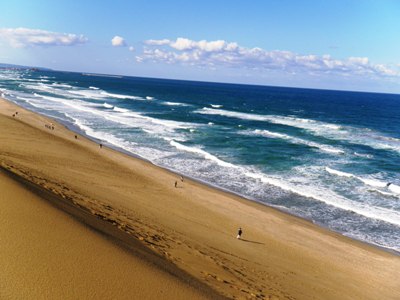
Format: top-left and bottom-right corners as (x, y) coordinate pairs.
(175, 181), (178, 188)
(237, 227), (242, 239)
(180, 176), (184, 182)
(75, 135), (78, 139)
(99, 143), (103, 149)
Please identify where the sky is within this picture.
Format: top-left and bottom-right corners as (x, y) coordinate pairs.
(0, 0), (399, 93)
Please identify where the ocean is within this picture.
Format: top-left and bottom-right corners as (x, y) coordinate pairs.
(1, 69), (399, 252)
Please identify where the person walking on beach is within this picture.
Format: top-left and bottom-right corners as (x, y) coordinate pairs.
(174, 181), (178, 188)
(99, 143), (103, 149)
(237, 227), (242, 239)
(180, 176), (184, 182)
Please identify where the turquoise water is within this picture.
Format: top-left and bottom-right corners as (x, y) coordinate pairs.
(1, 69), (399, 252)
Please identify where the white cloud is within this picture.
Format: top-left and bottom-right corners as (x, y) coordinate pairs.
(137, 37), (399, 79)
(111, 35), (127, 47)
(0, 27), (87, 48)
(145, 39), (171, 46)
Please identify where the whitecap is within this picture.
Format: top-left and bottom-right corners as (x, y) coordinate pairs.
(161, 101), (191, 107)
(325, 167), (354, 178)
(196, 107), (400, 154)
(103, 102), (114, 109)
(244, 170), (400, 226)
(100, 91), (144, 100)
(249, 129), (345, 154)
(113, 106), (129, 113)
(169, 140), (237, 169)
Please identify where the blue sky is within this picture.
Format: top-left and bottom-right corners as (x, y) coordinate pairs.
(1, 0), (399, 93)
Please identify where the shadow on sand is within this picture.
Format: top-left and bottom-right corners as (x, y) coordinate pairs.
(240, 239), (264, 245)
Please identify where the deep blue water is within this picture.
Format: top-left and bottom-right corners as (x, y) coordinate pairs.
(1, 69), (399, 252)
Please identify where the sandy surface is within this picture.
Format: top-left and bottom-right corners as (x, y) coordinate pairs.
(1, 97), (399, 299)
(0, 170), (214, 300)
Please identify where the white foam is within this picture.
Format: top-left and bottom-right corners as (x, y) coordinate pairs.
(369, 189), (395, 197)
(69, 89), (108, 100)
(89, 86), (99, 90)
(389, 184), (400, 194)
(360, 178), (387, 188)
(325, 167), (353, 178)
(210, 104), (223, 108)
(113, 106), (129, 113)
(103, 102), (114, 109)
(196, 107), (400, 154)
(100, 91), (144, 100)
(170, 140), (237, 169)
(325, 167), (399, 195)
(162, 101), (189, 106)
(69, 116), (137, 152)
(253, 129), (287, 139)
(244, 170), (400, 226)
(250, 129), (344, 154)
(146, 96), (154, 100)
(354, 152), (373, 159)
(51, 83), (73, 88)
(33, 93), (65, 103)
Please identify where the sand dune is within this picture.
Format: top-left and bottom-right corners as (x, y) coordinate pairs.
(0, 170), (214, 300)
(1, 97), (399, 299)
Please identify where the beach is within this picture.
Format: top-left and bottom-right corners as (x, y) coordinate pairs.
(1, 97), (399, 299)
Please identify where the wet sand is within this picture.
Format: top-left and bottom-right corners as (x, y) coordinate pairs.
(1, 98), (399, 299)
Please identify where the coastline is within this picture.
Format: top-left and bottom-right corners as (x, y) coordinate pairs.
(1, 97), (399, 299)
(23, 100), (400, 256)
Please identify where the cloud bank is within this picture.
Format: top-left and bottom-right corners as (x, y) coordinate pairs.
(139, 38), (399, 78)
(0, 28), (87, 47)
(111, 35), (127, 47)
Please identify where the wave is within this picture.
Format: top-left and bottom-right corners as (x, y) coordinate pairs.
(21, 83), (54, 93)
(100, 91), (144, 100)
(33, 94), (195, 138)
(51, 83), (73, 88)
(68, 115), (137, 152)
(89, 86), (99, 90)
(166, 138), (400, 226)
(146, 96), (154, 100)
(326, 167), (400, 196)
(113, 106), (129, 113)
(68, 89), (108, 100)
(325, 167), (353, 178)
(354, 152), (373, 159)
(103, 102), (114, 109)
(369, 188), (396, 197)
(162, 101), (189, 106)
(33, 93), (65, 103)
(210, 104), (223, 108)
(389, 184), (400, 194)
(169, 140), (237, 168)
(196, 108), (400, 154)
(250, 129), (344, 154)
(244, 170), (400, 226)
